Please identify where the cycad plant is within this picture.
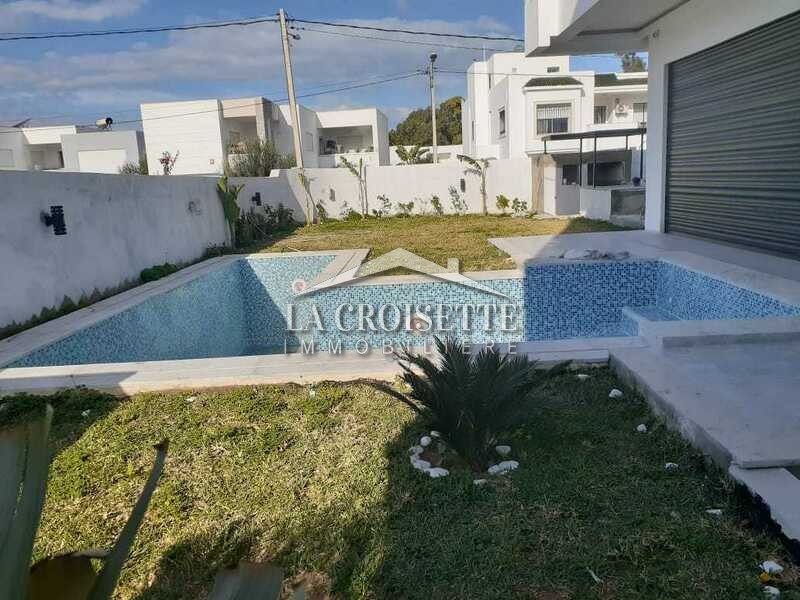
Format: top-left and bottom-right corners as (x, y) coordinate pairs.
(374, 337), (562, 471)
(395, 144), (431, 165)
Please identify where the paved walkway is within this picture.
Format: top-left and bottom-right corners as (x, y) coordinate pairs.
(493, 230), (800, 542)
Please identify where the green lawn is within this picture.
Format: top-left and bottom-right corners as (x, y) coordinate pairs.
(3, 371), (797, 599)
(248, 215), (628, 271)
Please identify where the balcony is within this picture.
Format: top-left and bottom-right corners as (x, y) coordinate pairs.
(318, 150), (379, 168)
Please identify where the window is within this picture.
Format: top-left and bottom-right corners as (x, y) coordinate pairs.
(547, 66), (560, 73)
(594, 105), (608, 124)
(471, 120), (475, 141)
(562, 164), (579, 185)
(498, 108), (506, 136)
(634, 102), (648, 124)
(536, 103), (571, 135)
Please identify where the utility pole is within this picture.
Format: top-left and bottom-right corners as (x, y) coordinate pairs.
(428, 52), (439, 164)
(279, 8), (304, 168)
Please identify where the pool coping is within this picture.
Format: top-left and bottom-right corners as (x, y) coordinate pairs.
(2, 247), (800, 395)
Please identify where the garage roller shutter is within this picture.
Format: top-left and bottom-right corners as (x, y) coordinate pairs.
(665, 10), (800, 258)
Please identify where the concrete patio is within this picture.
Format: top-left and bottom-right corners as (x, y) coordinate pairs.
(492, 230), (800, 543)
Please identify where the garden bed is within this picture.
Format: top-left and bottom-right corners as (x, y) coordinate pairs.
(2, 370), (798, 599)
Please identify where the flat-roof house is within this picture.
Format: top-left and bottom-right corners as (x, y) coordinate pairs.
(140, 97), (390, 175)
(524, 0), (800, 258)
(0, 124), (145, 174)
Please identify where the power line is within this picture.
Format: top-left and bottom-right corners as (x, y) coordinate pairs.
(1, 72), (424, 131)
(289, 18), (524, 42)
(291, 25), (514, 53)
(0, 15), (278, 41)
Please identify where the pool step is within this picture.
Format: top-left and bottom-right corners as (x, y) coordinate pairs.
(729, 465), (800, 544)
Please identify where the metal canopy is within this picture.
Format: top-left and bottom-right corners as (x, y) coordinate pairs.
(541, 127), (646, 187)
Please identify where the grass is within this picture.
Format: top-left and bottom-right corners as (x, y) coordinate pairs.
(3, 371), (798, 599)
(248, 215), (628, 271)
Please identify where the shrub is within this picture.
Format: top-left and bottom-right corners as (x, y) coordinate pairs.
(224, 138), (294, 177)
(372, 194), (393, 218)
(235, 204), (297, 248)
(511, 198), (528, 217)
(496, 194), (511, 214)
(118, 157), (148, 175)
(343, 208), (362, 221)
(430, 195), (444, 216)
(373, 337), (565, 471)
(448, 186), (467, 215)
(396, 201), (414, 217)
(140, 263), (179, 283)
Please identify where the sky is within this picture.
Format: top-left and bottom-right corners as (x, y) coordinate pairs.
(0, 0), (633, 129)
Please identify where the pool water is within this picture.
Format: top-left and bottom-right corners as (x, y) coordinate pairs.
(8, 256), (800, 368)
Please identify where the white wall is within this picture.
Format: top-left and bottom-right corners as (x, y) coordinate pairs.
(641, 0), (800, 232)
(141, 99), (225, 175)
(61, 130), (145, 174)
(0, 171), (230, 329)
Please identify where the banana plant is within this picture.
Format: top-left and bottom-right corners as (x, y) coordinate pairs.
(0, 407), (288, 600)
(217, 176), (245, 247)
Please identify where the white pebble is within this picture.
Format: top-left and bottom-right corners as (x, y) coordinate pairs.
(705, 508), (723, 517)
(427, 467), (449, 478)
(430, 430), (441, 438)
(495, 445), (511, 456)
(763, 586), (780, 597)
(308, 388), (316, 398)
(411, 458), (431, 470)
(664, 462), (679, 471)
(408, 445), (424, 456)
(761, 561), (784, 575)
(636, 424), (648, 433)
(576, 374), (590, 381)
(81, 409), (91, 417)
(186, 395), (197, 403)
(487, 460), (519, 475)
(420, 435), (432, 447)
(609, 389), (624, 399)
(473, 479), (487, 486)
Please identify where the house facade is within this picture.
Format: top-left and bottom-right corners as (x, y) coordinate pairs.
(0, 124), (144, 174)
(461, 52), (647, 160)
(524, 0), (800, 259)
(140, 97), (390, 175)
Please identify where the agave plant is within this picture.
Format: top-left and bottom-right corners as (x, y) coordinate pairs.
(374, 338), (563, 472)
(1, 406), (288, 599)
(217, 176), (244, 247)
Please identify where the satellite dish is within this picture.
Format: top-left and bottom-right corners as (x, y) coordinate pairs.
(95, 117), (113, 130)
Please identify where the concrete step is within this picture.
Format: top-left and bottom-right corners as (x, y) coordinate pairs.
(729, 465), (800, 543)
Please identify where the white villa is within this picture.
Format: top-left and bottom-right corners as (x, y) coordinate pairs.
(461, 52), (647, 160)
(0, 124), (144, 174)
(140, 97), (390, 175)
(524, 0), (800, 258)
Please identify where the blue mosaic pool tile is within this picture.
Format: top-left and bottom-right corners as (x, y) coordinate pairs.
(524, 260), (657, 340)
(9, 256), (800, 368)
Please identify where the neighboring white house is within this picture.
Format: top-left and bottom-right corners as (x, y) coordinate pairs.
(524, 0), (800, 258)
(140, 96), (390, 175)
(461, 52), (648, 159)
(0, 124), (144, 174)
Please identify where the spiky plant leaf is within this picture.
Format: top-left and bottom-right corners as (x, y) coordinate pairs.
(0, 405), (52, 600)
(86, 440), (168, 600)
(208, 561), (285, 600)
(383, 338), (559, 471)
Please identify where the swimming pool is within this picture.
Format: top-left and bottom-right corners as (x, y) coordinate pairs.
(6, 255), (800, 368)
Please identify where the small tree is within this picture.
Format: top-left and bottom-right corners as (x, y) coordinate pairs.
(617, 52), (646, 72)
(457, 154), (490, 215)
(216, 176), (244, 246)
(159, 151), (179, 175)
(118, 157), (148, 175)
(495, 194), (510, 214)
(395, 144), (432, 165)
(297, 169), (315, 226)
(339, 156), (368, 216)
(225, 138), (295, 177)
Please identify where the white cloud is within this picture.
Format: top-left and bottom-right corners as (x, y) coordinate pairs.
(0, 0), (147, 23)
(0, 16), (517, 122)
